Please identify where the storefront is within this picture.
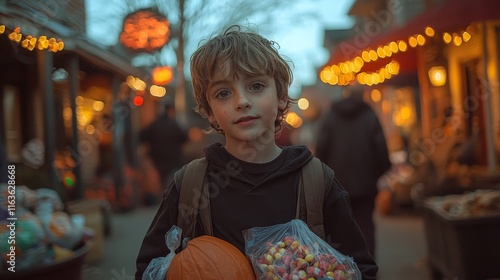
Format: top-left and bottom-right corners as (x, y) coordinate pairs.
(320, 0), (500, 196)
(0, 3), (148, 208)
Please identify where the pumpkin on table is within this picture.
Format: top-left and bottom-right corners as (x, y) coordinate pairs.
(166, 235), (255, 280)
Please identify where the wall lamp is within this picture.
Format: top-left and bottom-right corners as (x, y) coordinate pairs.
(428, 66), (447, 87)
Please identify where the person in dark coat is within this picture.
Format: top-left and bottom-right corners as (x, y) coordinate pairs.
(140, 103), (188, 188)
(316, 85), (392, 257)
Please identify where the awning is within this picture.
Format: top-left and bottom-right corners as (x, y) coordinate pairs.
(0, 3), (147, 79)
(64, 38), (148, 78)
(364, 0), (500, 51)
(322, 0), (500, 80)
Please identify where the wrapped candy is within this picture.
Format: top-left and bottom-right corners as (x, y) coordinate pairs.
(0, 185), (36, 218)
(244, 219), (361, 280)
(35, 188), (84, 249)
(0, 212), (47, 270)
(0, 186), (87, 272)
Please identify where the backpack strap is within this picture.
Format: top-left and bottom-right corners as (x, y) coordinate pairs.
(296, 157), (326, 240)
(177, 156), (328, 241)
(177, 157), (212, 239)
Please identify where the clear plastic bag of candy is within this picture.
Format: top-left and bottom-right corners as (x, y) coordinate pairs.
(142, 225), (182, 280)
(243, 219), (361, 280)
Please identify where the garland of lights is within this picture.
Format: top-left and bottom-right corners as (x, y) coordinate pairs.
(0, 23), (172, 109)
(0, 24), (64, 52)
(321, 25), (476, 86)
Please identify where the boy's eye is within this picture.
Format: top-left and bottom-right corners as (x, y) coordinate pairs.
(215, 90), (231, 99)
(250, 82), (264, 91)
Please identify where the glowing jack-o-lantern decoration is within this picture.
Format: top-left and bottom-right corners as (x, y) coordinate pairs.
(119, 9), (170, 53)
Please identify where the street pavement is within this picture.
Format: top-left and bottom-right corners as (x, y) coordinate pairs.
(81, 205), (432, 280)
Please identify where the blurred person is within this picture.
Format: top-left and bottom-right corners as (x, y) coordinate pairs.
(315, 85), (392, 257)
(140, 102), (188, 189)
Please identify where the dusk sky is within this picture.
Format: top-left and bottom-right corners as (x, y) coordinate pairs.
(86, 0), (355, 97)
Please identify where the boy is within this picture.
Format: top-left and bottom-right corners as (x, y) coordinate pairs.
(135, 25), (377, 279)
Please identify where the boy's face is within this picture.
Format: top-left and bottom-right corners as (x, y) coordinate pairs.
(206, 61), (287, 146)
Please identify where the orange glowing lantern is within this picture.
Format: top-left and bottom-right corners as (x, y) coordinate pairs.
(119, 9), (170, 53)
(152, 66), (174, 85)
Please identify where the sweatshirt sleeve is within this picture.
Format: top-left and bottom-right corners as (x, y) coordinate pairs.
(135, 181), (180, 280)
(323, 171), (378, 279)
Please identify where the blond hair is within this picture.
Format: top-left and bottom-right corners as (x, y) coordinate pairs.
(190, 25), (294, 134)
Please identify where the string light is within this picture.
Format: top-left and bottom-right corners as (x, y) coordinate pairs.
(0, 24), (65, 52)
(321, 24), (475, 86)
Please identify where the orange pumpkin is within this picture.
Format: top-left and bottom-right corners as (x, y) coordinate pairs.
(166, 235), (256, 280)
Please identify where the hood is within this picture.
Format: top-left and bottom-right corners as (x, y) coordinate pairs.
(331, 97), (371, 119)
(204, 142), (313, 186)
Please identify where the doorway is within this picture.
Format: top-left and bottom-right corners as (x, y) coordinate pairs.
(461, 59), (487, 165)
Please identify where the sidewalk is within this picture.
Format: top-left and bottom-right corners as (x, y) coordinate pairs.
(375, 209), (431, 280)
(82, 206), (432, 280)
(82, 206), (155, 280)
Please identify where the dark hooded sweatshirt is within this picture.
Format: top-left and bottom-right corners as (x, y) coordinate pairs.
(136, 143), (378, 279)
(316, 97), (392, 200)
